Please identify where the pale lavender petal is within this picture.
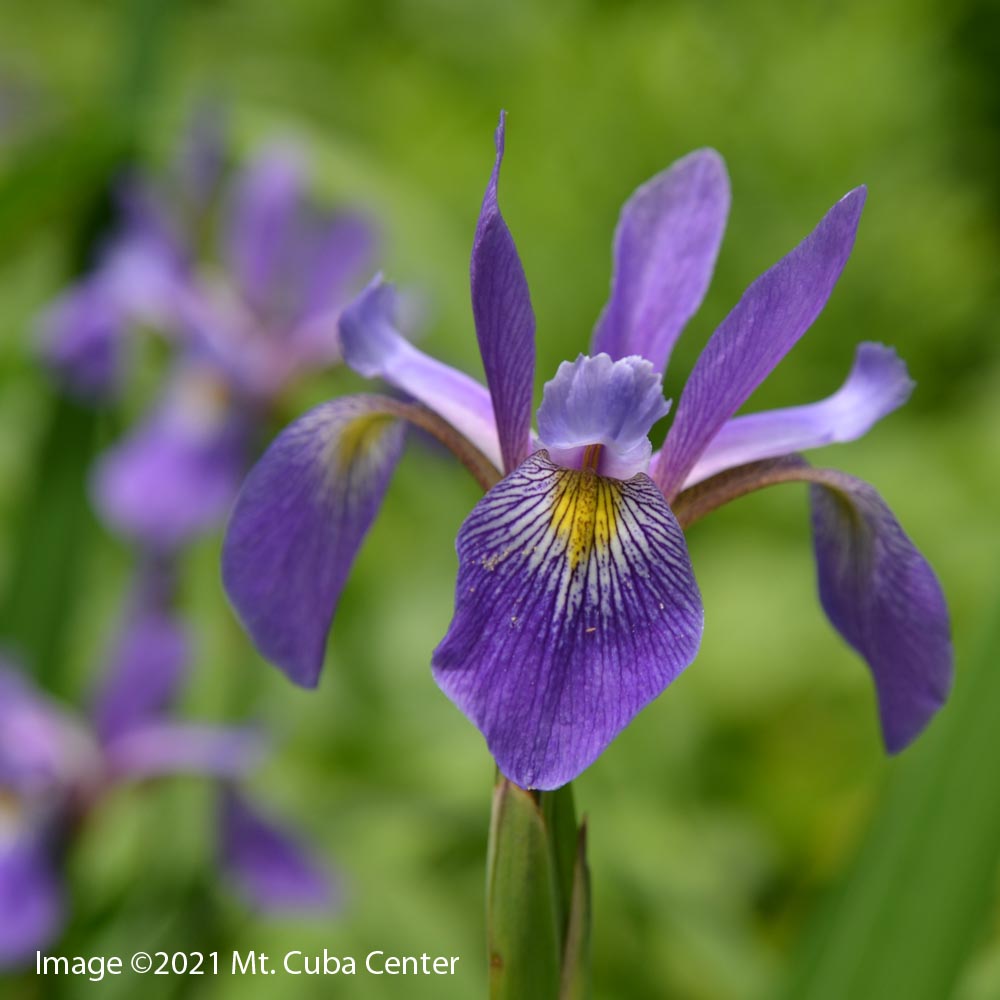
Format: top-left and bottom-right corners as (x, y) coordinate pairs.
(91, 364), (248, 549)
(219, 791), (334, 912)
(223, 144), (305, 313)
(340, 279), (502, 469)
(537, 353), (670, 478)
(0, 832), (64, 967)
(470, 112), (535, 472)
(38, 281), (123, 401)
(0, 665), (98, 794)
(104, 722), (263, 781)
(680, 342), (914, 486)
(810, 470), (952, 752)
(301, 211), (377, 320)
(433, 452), (703, 789)
(656, 187), (867, 499)
(91, 563), (190, 744)
(591, 149), (730, 373)
(222, 395), (406, 687)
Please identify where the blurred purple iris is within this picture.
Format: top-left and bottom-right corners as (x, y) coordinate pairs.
(222, 113), (951, 790)
(39, 115), (376, 550)
(0, 559), (333, 967)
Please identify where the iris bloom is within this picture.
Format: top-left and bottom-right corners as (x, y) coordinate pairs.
(223, 114), (951, 790)
(40, 121), (376, 549)
(0, 562), (331, 966)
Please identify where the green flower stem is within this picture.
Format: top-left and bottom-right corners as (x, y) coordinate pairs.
(487, 776), (591, 999)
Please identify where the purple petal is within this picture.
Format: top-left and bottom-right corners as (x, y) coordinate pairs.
(341, 279), (503, 469)
(0, 664), (99, 794)
(222, 395), (406, 687)
(470, 112), (536, 473)
(37, 280), (124, 401)
(591, 149), (730, 373)
(91, 562), (190, 744)
(219, 790), (334, 912)
(810, 471), (952, 751)
(537, 354), (670, 479)
(680, 342), (914, 487)
(433, 451), (703, 789)
(104, 722), (263, 781)
(223, 144), (305, 313)
(0, 832), (64, 967)
(91, 363), (248, 549)
(656, 187), (867, 498)
(301, 211), (377, 320)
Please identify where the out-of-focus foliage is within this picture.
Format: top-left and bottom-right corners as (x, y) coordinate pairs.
(0, 0), (997, 997)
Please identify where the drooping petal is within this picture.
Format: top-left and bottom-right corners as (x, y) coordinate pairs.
(470, 112), (536, 473)
(222, 395), (406, 687)
(104, 722), (263, 781)
(91, 362), (248, 549)
(340, 279), (503, 470)
(671, 458), (952, 752)
(537, 353), (671, 479)
(219, 790), (334, 912)
(809, 470), (952, 752)
(591, 149), (730, 373)
(679, 342), (913, 487)
(0, 831), (64, 967)
(656, 187), (867, 499)
(91, 561), (190, 744)
(433, 452), (703, 790)
(37, 280), (124, 401)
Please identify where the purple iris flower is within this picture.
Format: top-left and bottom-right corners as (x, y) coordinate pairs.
(222, 114), (951, 791)
(0, 561), (332, 966)
(39, 120), (376, 550)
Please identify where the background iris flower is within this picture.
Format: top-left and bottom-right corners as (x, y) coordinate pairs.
(0, 568), (332, 967)
(223, 113), (951, 792)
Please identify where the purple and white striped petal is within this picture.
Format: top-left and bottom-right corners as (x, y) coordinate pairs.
(340, 279), (502, 470)
(656, 187), (867, 499)
(91, 563), (190, 744)
(219, 791), (334, 912)
(0, 831), (64, 967)
(222, 396), (406, 687)
(433, 452), (703, 789)
(810, 470), (952, 752)
(537, 354), (671, 479)
(104, 722), (263, 781)
(470, 112), (536, 473)
(591, 149), (730, 373)
(679, 342), (914, 487)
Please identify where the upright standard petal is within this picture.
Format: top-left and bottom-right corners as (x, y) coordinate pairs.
(341, 279), (503, 470)
(470, 112), (536, 473)
(222, 396), (406, 686)
(0, 832), (64, 967)
(91, 563), (190, 744)
(680, 342), (914, 487)
(433, 452), (703, 790)
(810, 471), (952, 752)
(656, 187), (867, 499)
(591, 149), (730, 373)
(223, 144), (305, 315)
(219, 791), (334, 911)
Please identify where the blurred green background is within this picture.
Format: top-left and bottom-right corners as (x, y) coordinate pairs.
(1, 0), (999, 997)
